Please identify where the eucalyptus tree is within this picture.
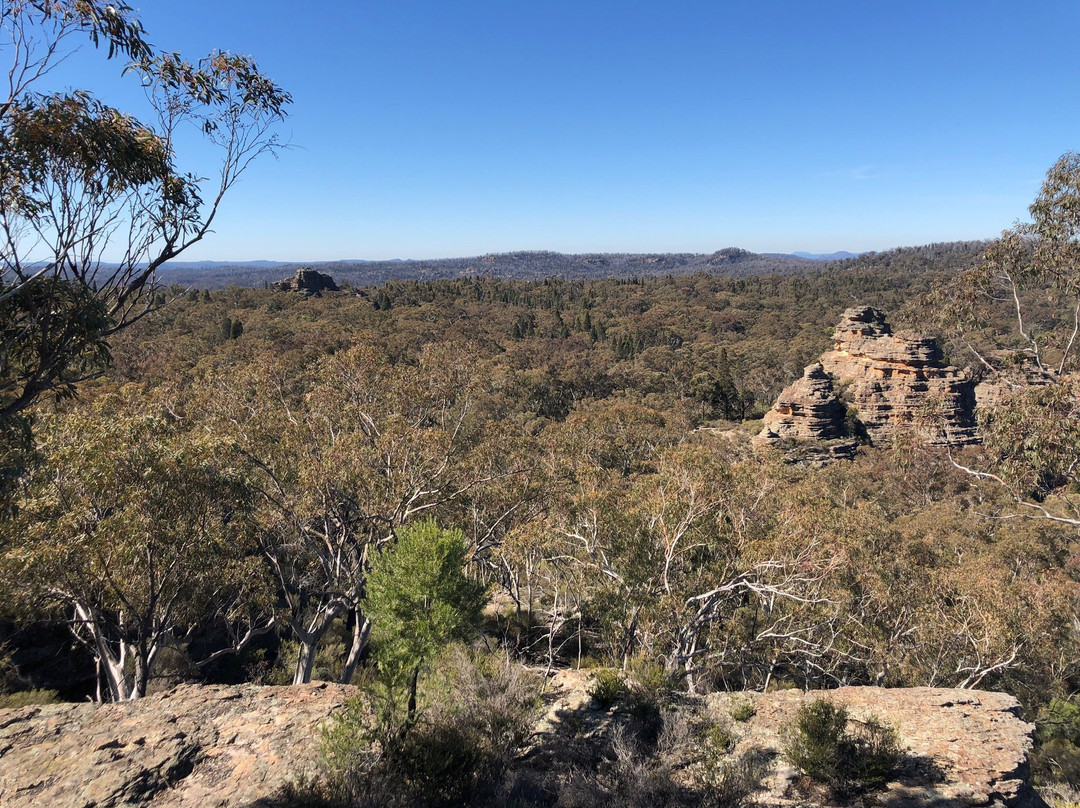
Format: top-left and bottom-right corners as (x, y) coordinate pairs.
(529, 433), (845, 692)
(925, 152), (1080, 527)
(199, 342), (494, 684)
(0, 1), (289, 502)
(0, 397), (274, 701)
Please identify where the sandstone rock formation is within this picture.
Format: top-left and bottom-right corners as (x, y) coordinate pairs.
(0, 679), (1045, 808)
(750, 363), (857, 464)
(756, 306), (978, 460)
(820, 306), (977, 446)
(0, 682), (354, 807)
(708, 686), (1044, 808)
(272, 267), (340, 296)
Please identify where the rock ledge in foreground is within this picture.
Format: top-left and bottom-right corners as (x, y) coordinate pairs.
(0, 682), (355, 808)
(0, 682), (1044, 808)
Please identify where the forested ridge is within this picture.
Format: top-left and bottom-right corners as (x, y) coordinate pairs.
(6, 4), (1080, 805)
(155, 241), (988, 290)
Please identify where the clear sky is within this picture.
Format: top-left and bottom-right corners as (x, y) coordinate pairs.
(42, 1), (1080, 261)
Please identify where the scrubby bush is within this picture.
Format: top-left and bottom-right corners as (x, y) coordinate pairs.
(589, 669), (628, 708)
(0, 689), (61, 709)
(556, 708), (771, 808)
(702, 748), (773, 808)
(0, 645), (59, 708)
(311, 646), (541, 808)
(783, 698), (901, 798)
(626, 657), (679, 720)
(728, 696), (756, 723)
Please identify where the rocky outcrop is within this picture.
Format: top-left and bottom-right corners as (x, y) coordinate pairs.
(272, 267), (340, 296)
(708, 686), (1044, 808)
(756, 307), (978, 460)
(751, 363), (857, 464)
(0, 679), (1045, 808)
(0, 682), (354, 807)
(819, 306), (977, 446)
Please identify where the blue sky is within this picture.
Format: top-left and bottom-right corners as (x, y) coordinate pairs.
(44, 1), (1080, 260)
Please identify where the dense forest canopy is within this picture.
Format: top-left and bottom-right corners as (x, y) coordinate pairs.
(3, 231), (1078, 706)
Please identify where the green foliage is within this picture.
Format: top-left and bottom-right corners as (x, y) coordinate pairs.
(626, 657), (679, 720)
(262, 635), (349, 686)
(701, 747), (773, 808)
(1036, 739), (1080, 791)
(0, 645), (60, 708)
(365, 519), (488, 726)
(783, 699), (902, 797)
(1034, 699), (1080, 788)
(0, 398), (273, 700)
(702, 722), (735, 755)
(316, 647), (540, 808)
(589, 668), (628, 708)
(555, 707), (772, 808)
(367, 520), (488, 682)
(0, 689), (61, 709)
(0, 276), (112, 419)
(1038, 699), (1080, 747)
(728, 697), (756, 723)
(7, 230), (1080, 712)
(0, 0), (289, 453)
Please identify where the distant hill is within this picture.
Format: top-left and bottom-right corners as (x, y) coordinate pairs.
(791, 251), (861, 261)
(155, 242), (989, 291)
(161, 259), (289, 269)
(158, 248), (817, 289)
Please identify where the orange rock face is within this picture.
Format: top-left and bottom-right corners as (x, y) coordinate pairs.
(819, 307), (977, 447)
(751, 363), (857, 464)
(755, 307), (978, 461)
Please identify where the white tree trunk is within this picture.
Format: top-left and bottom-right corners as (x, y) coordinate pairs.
(341, 608), (371, 684)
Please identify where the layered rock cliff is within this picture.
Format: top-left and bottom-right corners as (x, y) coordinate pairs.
(750, 363), (857, 464)
(755, 306), (978, 459)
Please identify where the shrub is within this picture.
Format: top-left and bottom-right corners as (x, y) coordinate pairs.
(626, 657), (678, 719)
(783, 698), (901, 798)
(313, 646), (540, 808)
(0, 645), (60, 709)
(0, 689), (60, 709)
(702, 723), (735, 756)
(702, 748), (774, 808)
(589, 669), (628, 708)
(729, 696), (756, 723)
(1034, 698), (1080, 788)
(1038, 698), (1080, 747)
(555, 708), (773, 808)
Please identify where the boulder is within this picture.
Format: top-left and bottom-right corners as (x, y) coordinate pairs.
(820, 307), (977, 447)
(710, 686), (1044, 808)
(751, 363), (857, 464)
